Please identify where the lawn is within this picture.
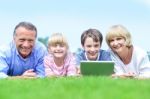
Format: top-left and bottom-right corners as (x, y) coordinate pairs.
(0, 76), (150, 99)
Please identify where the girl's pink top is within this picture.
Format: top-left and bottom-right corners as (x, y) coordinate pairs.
(44, 52), (77, 76)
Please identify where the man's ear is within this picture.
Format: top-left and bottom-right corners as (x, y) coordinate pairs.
(13, 36), (16, 41)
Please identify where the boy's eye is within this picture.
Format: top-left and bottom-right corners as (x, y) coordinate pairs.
(86, 45), (92, 48)
(94, 44), (99, 48)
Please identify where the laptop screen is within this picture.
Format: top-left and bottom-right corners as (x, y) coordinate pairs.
(80, 61), (114, 76)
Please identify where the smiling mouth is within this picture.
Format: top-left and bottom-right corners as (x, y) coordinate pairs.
(114, 47), (121, 50)
(21, 48), (30, 51)
(55, 52), (63, 54)
(89, 53), (97, 56)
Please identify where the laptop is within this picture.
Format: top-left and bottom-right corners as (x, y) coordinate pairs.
(80, 61), (114, 76)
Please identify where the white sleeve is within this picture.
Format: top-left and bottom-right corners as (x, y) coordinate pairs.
(136, 47), (150, 78)
(138, 56), (150, 78)
(111, 52), (125, 75)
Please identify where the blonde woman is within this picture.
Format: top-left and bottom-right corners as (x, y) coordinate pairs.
(106, 25), (150, 79)
(44, 33), (77, 77)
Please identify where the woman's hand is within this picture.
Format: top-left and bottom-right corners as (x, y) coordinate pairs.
(112, 72), (135, 78)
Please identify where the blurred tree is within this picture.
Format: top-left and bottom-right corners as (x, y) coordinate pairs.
(147, 51), (150, 61)
(38, 37), (49, 47)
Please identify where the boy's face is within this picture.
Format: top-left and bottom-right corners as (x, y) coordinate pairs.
(49, 44), (68, 59)
(82, 37), (101, 60)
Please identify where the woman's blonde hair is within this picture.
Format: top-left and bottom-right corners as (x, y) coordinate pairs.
(48, 33), (69, 49)
(106, 25), (132, 47)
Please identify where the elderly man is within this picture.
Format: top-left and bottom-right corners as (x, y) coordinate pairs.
(0, 22), (47, 78)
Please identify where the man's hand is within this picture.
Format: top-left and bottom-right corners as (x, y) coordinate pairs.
(22, 69), (37, 78)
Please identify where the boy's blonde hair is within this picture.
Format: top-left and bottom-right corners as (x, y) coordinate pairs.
(106, 25), (132, 47)
(48, 33), (69, 49)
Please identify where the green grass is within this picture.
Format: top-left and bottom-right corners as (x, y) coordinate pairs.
(0, 76), (150, 99)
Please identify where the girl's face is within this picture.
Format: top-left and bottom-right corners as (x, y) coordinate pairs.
(109, 36), (126, 54)
(49, 44), (68, 59)
(83, 37), (101, 60)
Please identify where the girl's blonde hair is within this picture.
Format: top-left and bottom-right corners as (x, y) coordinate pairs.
(48, 33), (69, 49)
(106, 24), (132, 47)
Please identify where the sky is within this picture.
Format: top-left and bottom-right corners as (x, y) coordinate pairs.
(0, 0), (150, 52)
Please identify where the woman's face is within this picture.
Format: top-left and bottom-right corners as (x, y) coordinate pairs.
(109, 36), (126, 54)
(83, 37), (101, 60)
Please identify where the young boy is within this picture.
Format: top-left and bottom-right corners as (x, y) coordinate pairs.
(75, 29), (111, 73)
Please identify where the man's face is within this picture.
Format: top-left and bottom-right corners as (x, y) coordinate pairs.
(83, 37), (101, 60)
(14, 27), (36, 58)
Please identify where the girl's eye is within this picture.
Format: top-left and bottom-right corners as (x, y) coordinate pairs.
(109, 39), (114, 43)
(58, 43), (65, 47)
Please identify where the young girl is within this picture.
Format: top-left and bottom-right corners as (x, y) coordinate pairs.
(44, 33), (77, 77)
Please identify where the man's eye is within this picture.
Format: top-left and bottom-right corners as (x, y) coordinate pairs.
(28, 40), (34, 42)
(19, 39), (25, 42)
